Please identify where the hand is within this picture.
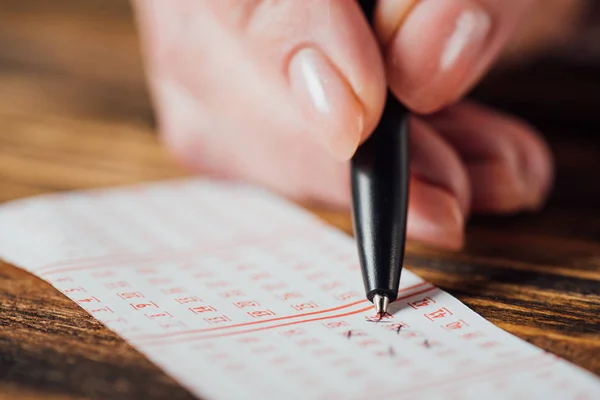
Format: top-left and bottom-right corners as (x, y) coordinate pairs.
(132, 0), (574, 249)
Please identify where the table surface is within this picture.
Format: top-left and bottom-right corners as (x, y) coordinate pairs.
(0, 1), (599, 399)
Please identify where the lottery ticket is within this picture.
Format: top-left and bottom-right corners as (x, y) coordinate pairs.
(0, 179), (597, 400)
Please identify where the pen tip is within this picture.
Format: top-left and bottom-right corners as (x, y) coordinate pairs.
(373, 294), (389, 317)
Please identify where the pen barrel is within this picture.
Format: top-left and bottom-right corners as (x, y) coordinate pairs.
(350, 92), (409, 303)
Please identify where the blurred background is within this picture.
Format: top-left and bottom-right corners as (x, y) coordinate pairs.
(0, 0), (151, 124)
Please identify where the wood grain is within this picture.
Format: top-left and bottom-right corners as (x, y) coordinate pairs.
(0, 1), (598, 399)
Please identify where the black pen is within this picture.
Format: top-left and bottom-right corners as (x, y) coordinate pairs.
(351, 0), (410, 317)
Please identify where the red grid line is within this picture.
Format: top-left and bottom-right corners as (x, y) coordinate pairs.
(131, 282), (432, 341)
(138, 286), (437, 346)
(37, 228), (317, 275)
(33, 228), (314, 275)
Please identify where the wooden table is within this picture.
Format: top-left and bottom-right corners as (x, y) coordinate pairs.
(0, 1), (598, 399)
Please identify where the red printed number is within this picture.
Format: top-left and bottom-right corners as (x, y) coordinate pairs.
(175, 296), (201, 304)
(161, 287), (186, 295)
(145, 311), (173, 319)
(118, 292), (143, 299)
(279, 329), (305, 337)
(408, 297), (436, 309)
(159, 321), (187, 330)
(248, 309), (276, 318)
(323, 321), (349, 329)
(277, 292), (302, 301)
(89, 306), (113, 313)
(64, 287), (86, 293)
(234, 300), (260, 308)
(425, 307), (453, 321)
(77, 296), (100, 304)
(204, 315), (231, 324)
(292, 302), (318, 311)
(190, 305), (217, 314)
(130, 301), (158, 310)
(443, 320), (469, 330)
(384, 323), (409, 331)
(461, 332), (485, 340)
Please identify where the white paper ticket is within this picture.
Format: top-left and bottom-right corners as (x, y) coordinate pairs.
(0, 179), (597, 400)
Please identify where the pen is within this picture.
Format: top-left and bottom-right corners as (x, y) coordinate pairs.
(351, 0), (410, 317)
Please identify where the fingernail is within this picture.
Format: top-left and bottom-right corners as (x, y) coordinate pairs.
(289, 47), (364, 160)
(439, 7), (491, 72)
(386, 0), (492, 112)
(468, 161), (532, 213)
(524, 147), (555, 212)
(408, 180), (465, 250)
(374, 0), (419, 47)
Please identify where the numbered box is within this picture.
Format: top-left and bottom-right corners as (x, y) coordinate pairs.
(175, 296), (201, 304)
(63, 287), (86, 293)
(159, 321), (187, 330)
(130, 301), (158, 310)
(408, 297), (436, 309)
(279, 329), (305, 338)
(204, 315), (231, 325)
(277, 292), (302, 301)
(383, 322), (409, 333)
(234, 300), (260, 309)
(247, 309), (276, 318)
(89, 306), (113, 314)
(190, 305), (217, 314)
(291, 302), (318, 311)
(77, 296), (100, 304)
(323, 321), (349, 329)
(442, 320), (469, 330)
(118, 292), (144, 299)
(461, 331), (485, 340)
(161, 287), (186, 295)
(424, 307), (453, 321)
(145, 311), (173, 319)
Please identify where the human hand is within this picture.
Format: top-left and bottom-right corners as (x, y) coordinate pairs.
(132, 0), (571, 249)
